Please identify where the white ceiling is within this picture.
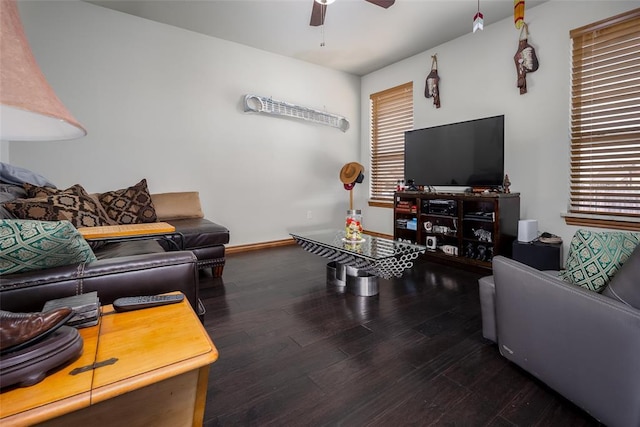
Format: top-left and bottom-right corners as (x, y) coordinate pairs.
(86, 0), (548, 76)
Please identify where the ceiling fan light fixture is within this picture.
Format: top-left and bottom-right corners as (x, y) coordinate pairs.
(315, 0), (336, 5)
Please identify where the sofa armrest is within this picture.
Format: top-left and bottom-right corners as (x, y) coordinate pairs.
(0, 251), (200, 314)
(478, 275), (497, 342)
(493, 256), (640, 427)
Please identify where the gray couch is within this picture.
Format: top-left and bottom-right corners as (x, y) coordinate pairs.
(479, 250), (640, 427)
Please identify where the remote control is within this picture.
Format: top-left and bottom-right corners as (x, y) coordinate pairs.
(113, 294), (184, 312)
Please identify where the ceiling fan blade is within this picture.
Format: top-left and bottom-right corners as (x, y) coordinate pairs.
(365, 0), (395, 8)
(310, 1), (327, 27)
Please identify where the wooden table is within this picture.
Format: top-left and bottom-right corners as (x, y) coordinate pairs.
(77, 222), (177, 239)
(0, 293), (218, 427)
(77, 222), (185, 250)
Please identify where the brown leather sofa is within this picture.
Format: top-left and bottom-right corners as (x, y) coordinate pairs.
(0, 245), (203, 316)
(160, 217), (229, 277)
(148, 191), (229, 277)
(0, 183), (228, 318)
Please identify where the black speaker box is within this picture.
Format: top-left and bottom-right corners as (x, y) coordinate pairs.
(512, 241), (563, 271)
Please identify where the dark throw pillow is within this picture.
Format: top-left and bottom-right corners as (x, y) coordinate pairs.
(23, 182), (61, 199)
(2, 184), (114, 228)
(98, 179), (157, 224)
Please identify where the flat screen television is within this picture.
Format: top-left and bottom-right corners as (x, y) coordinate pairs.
(404, 115), (504, 188)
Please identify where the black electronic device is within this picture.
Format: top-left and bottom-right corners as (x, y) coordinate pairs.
(113, 294), (184, 312)
(513, 241), (562, 271)
(427, 199), (457, 216)
(404, 115), (504, 188)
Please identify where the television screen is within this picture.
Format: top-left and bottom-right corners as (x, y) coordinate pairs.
(404, 115), (504, 188)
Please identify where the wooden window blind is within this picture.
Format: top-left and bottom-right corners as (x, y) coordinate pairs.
(568, 8), (640, 228)
(369, 82), (413, 207)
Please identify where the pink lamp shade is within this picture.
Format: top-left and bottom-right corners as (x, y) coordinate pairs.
(0, 0), (86, 141)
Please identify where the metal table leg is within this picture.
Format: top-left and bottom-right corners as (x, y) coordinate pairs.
(326, 262), (378, 296)
(345, 266), (379, 297)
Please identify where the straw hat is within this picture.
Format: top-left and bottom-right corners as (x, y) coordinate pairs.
(340, 162), (364, 184)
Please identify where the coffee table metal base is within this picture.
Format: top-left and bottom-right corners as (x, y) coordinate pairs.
(326, 262), (379, 297)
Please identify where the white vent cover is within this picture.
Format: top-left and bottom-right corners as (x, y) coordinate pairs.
(243, 94), (349, 132)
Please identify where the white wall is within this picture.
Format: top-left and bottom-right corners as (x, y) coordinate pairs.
(8, 1), (361, 246)
(8, 1), (639, 251)
(360, 1), (640, 254)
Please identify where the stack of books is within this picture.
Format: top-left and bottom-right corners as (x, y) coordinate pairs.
(42, 292), (100, 328)
(396, 201), (414, 213)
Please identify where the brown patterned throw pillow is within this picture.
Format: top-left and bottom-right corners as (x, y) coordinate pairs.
(3, 191), (114, 228)
(23, 182), (61, 199)
(98, 179), (157, 224)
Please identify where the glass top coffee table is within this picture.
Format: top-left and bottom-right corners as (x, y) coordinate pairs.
(290, 230), (426, 296)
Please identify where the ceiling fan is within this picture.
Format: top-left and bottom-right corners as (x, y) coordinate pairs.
(310, 0), (395, 27)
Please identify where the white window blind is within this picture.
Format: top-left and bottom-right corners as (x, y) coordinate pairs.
(568, 8), (640, 229)
(369, 82), (413, 206)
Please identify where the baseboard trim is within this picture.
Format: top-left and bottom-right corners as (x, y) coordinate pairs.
(225, 229), (392, 255)
(226, 238), (296, 254)
(364, 230), (393, 239)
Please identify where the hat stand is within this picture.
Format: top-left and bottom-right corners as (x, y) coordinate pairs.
(349, 188), (353, 210)
(340, 162), (364, 212)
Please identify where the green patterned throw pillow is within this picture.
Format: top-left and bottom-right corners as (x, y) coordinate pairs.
(0, 219), (96, 275)
(560, 229), (640, 292)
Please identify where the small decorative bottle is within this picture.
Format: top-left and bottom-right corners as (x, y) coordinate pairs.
(345, 209), (363, 241)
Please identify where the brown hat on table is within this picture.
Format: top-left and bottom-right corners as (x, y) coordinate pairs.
(340, 162), (364, 184)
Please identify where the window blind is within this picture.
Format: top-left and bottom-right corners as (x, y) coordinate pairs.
(369, 82), (413, 206)
(569, 9), (640, 222)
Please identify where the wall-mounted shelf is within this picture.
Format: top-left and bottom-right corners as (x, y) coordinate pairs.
(243, 94), (349, 132)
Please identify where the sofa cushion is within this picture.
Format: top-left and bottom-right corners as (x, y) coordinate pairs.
(560, 229), (640, 292)
(2, 186), (114, 228)
(94, 240), (166, 260)
(0, 183), (27, 219)
(0, 183), (27, 199)
(0, 162), (56, 188)
(98, 179), (157, 225)
(164, 218), (230, 248)
(602, 243), (640, 309)
(0, 219), (96, 275)
(151, 192), (204, 221)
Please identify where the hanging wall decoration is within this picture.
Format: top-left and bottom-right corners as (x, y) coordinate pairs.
(514, 0), (525, 29)
(424, 55), (441, 108)
(513, 22), (539, 95)
(473, 0), (484, 33)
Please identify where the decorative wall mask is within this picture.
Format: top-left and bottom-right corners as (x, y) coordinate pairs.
(513, 23), (539, 95)
(424, 55), (441, 108)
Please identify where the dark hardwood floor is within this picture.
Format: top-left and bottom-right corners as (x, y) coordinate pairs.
(198, 245), (600, 427)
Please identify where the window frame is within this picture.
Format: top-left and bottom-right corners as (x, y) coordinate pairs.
(565, 8), (640, 231)
(368, 82), (414, 208)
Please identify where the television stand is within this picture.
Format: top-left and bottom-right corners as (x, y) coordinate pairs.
(393, 191), (520, 270)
